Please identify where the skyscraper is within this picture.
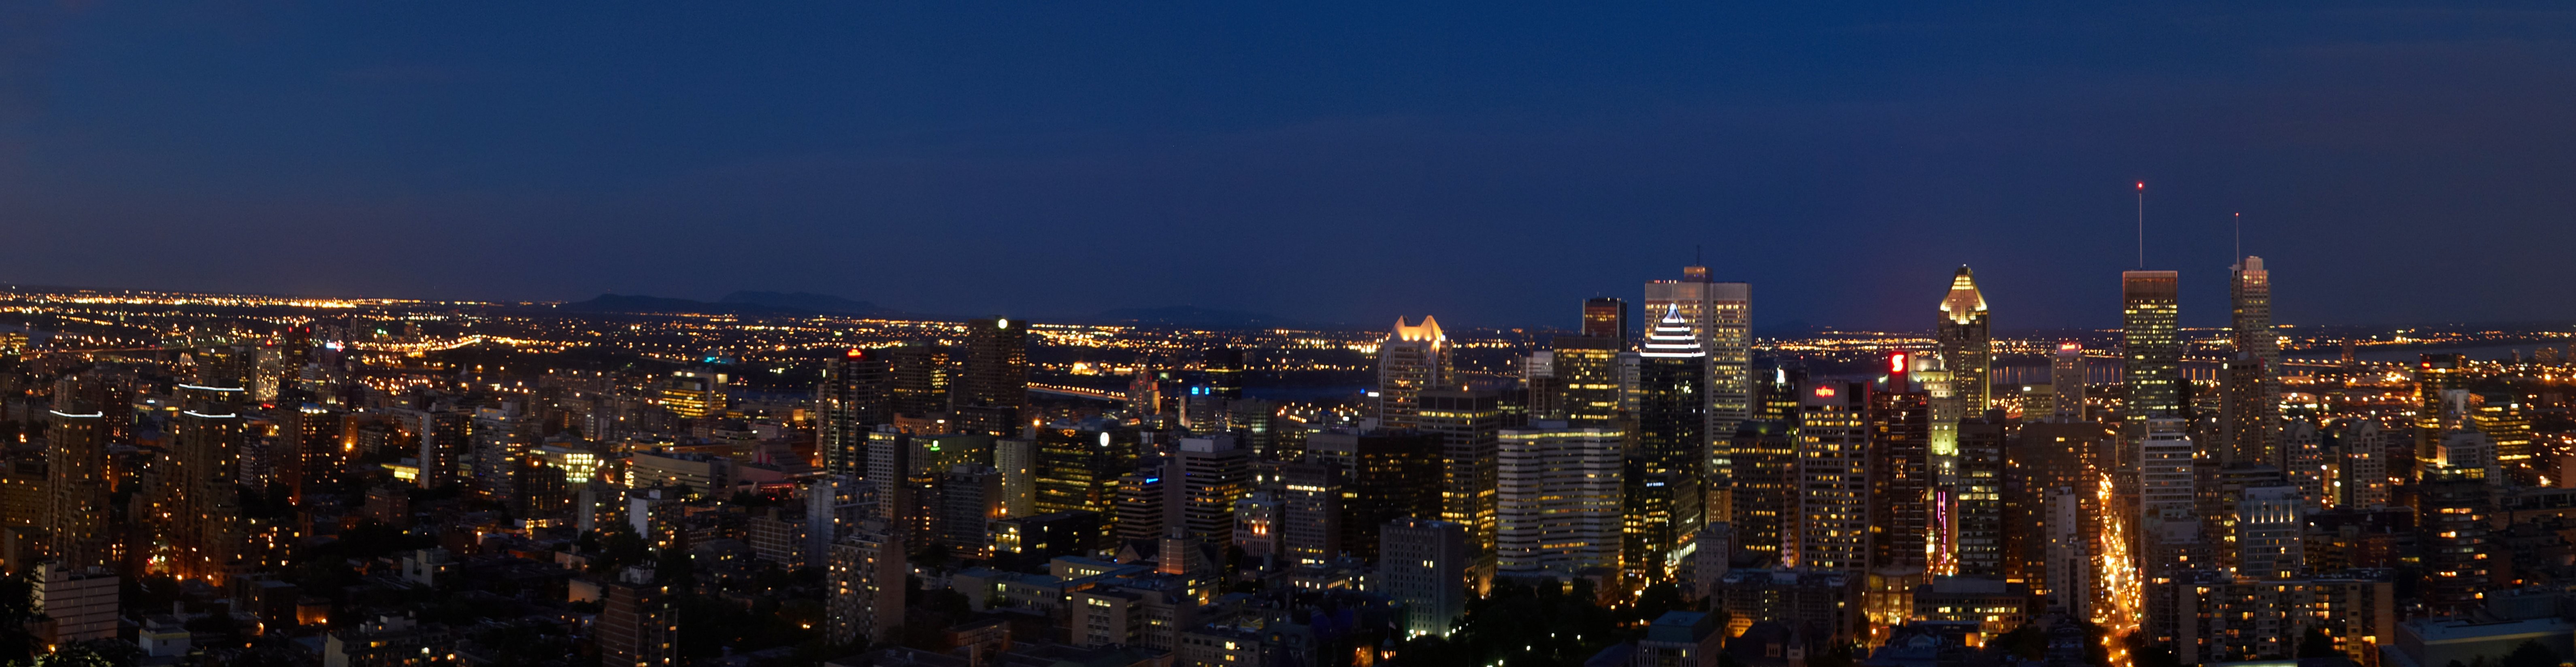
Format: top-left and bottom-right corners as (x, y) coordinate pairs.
(1550, 335), (1622, 426)
(1382, 518), (1471, 638)
(1581, 297), (1629, 344)
(820, 348), (890, 478)
(1935, 266), (1992, 413)
(1645, 266), (1752, 455)
(1419, 389), (1508, 583)
(955, 317), (1030, 436)
(2122, 270), (2184, 423)
(1307, 431), (1441, 562)
(2221, 256), (2280, 467)
(1375, 317), (1451, 429)
(46, 405), (111, 570)
(886, 344), (953, 418)
(2050, 342), (2087, 423)
(1175, 435), (1252, 544)
(1793, 380), (1870, 573)
(1496, 421), (1624, 578)
(171, 382), (248, 583)
(1630, 309), (1708, 581)
(1869, 355), (1930, 573)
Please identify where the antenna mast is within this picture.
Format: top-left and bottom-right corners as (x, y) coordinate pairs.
(2135, 182), (2146, 268)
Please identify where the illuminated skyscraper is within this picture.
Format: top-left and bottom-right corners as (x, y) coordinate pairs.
(658, 369), (728, 420)
(1550, 334), (1622, 426)
(1935, 266), (1991, 413)
(1727, 419), (1795, 559)
(171, 382), (249, 583)
(886, 344), (953, 418)
(1793, 380), (1870, 573)
(819, 348), (890, 478)
(1630, 309), (1708, 581)
(2221, 257), (2280, 467)
(1869, 355), (1931, 573)
(1375, 317), (1450, 429)
(1644, 266), (1752, 459)
(2122, 271), (2183, 425)
(1420, 389), (1508, 583)
(1496, 422), (1624, 578)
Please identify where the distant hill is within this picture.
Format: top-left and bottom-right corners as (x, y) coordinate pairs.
(558, 293), (820, 317)
(718, 291), (912, 318)
(1084, 306), (1295, 329)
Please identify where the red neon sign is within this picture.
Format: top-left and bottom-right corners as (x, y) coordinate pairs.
(1814, 385), (1838, 398)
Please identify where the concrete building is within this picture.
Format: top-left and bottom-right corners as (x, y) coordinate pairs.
(1382, 518), (1470, 638)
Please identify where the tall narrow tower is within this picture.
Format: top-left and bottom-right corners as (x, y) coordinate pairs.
(1629, 309), (1708, 582)
(1376, 317), (1451, 429)
(2222, 257), (2280, 467)
(819, 348), (890, 478)
(2120, 271), (2184, 424)
(1935, 266), (1992, 413)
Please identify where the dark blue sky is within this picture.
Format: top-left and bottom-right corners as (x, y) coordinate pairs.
(2, 3), (2570, 331)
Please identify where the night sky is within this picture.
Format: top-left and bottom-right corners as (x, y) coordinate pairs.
(2, 3), (2570, 331)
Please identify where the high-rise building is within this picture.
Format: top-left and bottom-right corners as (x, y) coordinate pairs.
(46, 405), (111, 570)
(954, 317), (1031, 436)
(886, 344), (953, 418)
(2139, 418), (2197, 525)
(2051, 343), (2087, 423)
(1582, 297), (1629, 344)
(1034, 426), (1140, 525)
(936, 465), (1005, 558)
(170, 382), (248, 583)
(827, 523), (907, 648)
(2235, 485), (2302, 580)
(1380, 518), (1470, 637)
(1869, 357), (1931, 573)
(1418, 390), (1508, 581)
(277, 404), (347, 505)
(1793, 381), (1871, 572)
(1203, 347), (1245, 401)
(1496, 421), (1624, 578)
(1954, 410), (2007, 577)
(658, 369), (728, 420)
(1645, 266), (1753, 457)
(1307, 431), (1441, 562)
(820, 348), (891, 477)
(1727, 420), (1796, 559)
(599, 568), (677, 667)
(1936, 266), (1992, 413)
(1631, 310), (1708, 581)
(1175, 435), (1251, 544)
(2223, 256), (2281, 467)
(1551, 335), (1622, 426)
(1375, 317), (1451, 429)
(1277, 459), (1342, 567)
(2122, 270), (2184, 424)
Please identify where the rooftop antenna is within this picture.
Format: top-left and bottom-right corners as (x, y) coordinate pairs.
(2233, 212), (2242, 261)
(2135, 182), (2146, 268)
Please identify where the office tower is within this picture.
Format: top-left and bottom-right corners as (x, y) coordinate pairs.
(1582, 297), (1629, 344)
(1631, 310), (1709, 581)
(2412, 354), (2470, 478)
(1034, 426), (1140, 519)
(1418, 389), (1507, 581)
(936, 465), (1005, 559)
(954, 317), (1031, 435)
(46, 405), (112, 570)
(1175, 435), (1251, 544)
(1128, 368), (1164, 419)
(994, 438), (1036, 518)
(2334, 421), (2391, 509)
(991, 510), (1102, 571)
(1381, 518), (1470, 637)
(2122, 270), (2184, 424)
(2051, 344), (2087, 423)
(1307, 431), (1440, 562)
(1375, 317), (1450, 429)
(1793, 381), (1870, 572)
(2235, 486), (2301, 580)
(2044, 488), (2091, 616)
(171, 382), (248, 583)
(276, 404), (346, 505)
(1111, 467), (1171, 544)
(600, 568), (677, 667)
(1936, 266), (1992, 413)
(828, 523), (907, 647)
(870, 431), (993, 546)
(1203, 348), (1244, 401)
(2472, 394), (2535, 474)
(2223, 256), (2281, 467)
(1496, 422), (1624, 578)
(1954, 410), (2007, 577)
(1727, 420), (1795, 559)
(1870, 357), (1931, 573)
(1277, 460), (1342, 567)
(1551, 335), (1622, 426)
(820, 348), (891, 478)
(2139, 418), (2196, 524)
(886, 344), (954, 418)
(1644, 266), (1754, 450)
(804, 476), (874, 569)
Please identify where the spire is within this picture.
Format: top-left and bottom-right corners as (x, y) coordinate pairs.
(1939, 265), (1987, 324)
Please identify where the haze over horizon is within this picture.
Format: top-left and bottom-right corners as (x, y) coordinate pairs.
(2, 3), (2570, 329)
